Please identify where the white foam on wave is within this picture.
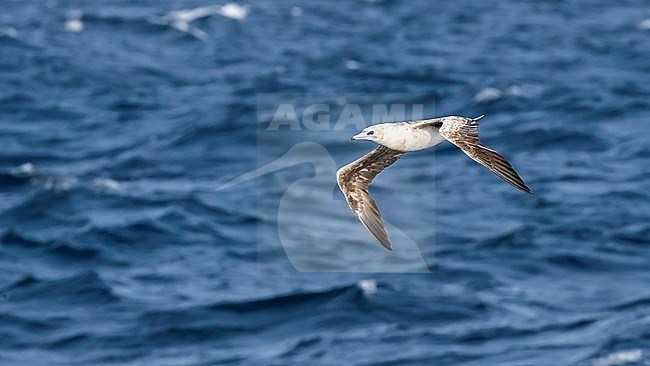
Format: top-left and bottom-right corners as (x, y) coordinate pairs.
(65, 10), (84, 33)
(346, 60), (361, 70)
(505, 85), (523, 96)
(0, 26), (18, 39)
(219, 3), (248, 20)
(9, 163), (37, 177)
(150, 6), (217, 40)
(474, 85), (526, 103)
(592, 349), (642, 366)
(9, 163), (78, 192)
(150, 3), (248, 40)
(357, 279), (377, 296)
(40, 176), (79, 192)
(9, 163), (124, 193)
(90, 178), (122, 191)
(149, 3), (248, 41)
(639, 19), (650, 30)
(474, 87), (502, 103)
(291, 7), (303, 17)
(167, 5), (222, 23)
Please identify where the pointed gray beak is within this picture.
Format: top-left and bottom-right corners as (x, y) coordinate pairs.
(350, 132), (367, 141)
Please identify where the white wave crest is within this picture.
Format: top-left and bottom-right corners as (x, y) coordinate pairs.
(592, 349), (642, 366)
(150, 3), (248, 40)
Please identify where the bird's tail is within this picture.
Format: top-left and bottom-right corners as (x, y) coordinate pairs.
(470, 115), (485, 122)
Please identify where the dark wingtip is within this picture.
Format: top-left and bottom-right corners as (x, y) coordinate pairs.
(520, 182), (533, 195)
(378, 240), (393, 251)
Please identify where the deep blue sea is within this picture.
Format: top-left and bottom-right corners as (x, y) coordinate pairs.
(0, 1), (649, 365)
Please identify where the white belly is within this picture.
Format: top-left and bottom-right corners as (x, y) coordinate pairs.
(382, 125), (445, 152)
(410, 126), (445, 150)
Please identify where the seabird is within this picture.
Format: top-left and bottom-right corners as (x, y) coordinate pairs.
(336, 115), (532, 251)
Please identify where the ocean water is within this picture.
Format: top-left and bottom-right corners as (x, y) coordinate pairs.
(0, 0), (649, 365)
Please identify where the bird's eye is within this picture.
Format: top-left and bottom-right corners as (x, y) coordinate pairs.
(367, 131), (374, 135)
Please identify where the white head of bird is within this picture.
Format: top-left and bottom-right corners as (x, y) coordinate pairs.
(350, 124), (389, 142)
(350, 123), (412, 149)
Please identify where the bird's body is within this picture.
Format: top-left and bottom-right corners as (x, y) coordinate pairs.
(360, 121), (446, 151)
(337, 115), (532, 251)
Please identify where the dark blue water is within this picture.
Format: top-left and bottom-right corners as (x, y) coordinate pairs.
(1, 0), (649, 365)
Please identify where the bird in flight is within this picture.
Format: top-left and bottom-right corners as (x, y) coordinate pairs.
(336, 115), (532, 251)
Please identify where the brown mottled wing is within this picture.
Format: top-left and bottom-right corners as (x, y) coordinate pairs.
(411, 117), (445, 129)
(439, 117), (533, 194)
(336, 146), (405, 251)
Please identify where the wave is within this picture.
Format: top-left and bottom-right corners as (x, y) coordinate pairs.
(1, 271), (120, 305)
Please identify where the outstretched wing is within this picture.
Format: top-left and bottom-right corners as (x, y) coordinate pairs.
(336, 146), (405, 251)
(439, 117), (533, 194)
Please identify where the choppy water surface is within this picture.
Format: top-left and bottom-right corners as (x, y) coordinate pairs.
(0, 0), (648, 365)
